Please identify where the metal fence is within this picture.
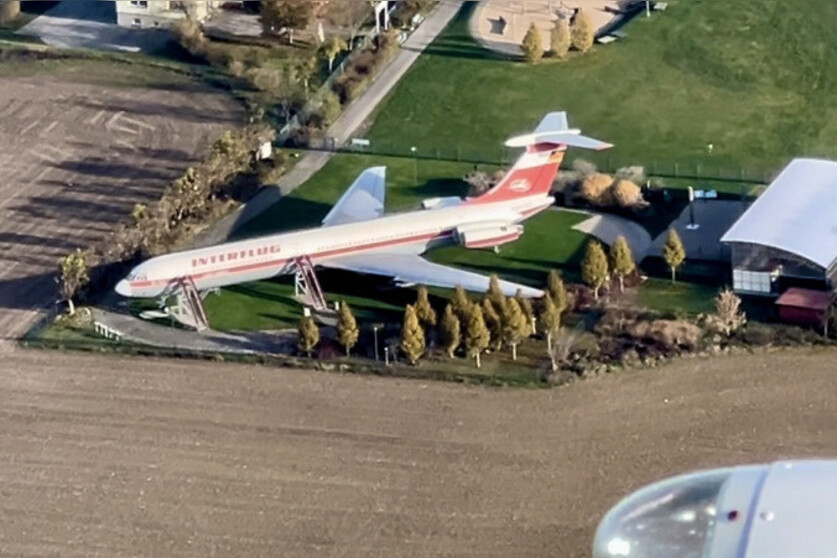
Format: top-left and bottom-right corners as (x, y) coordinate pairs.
(297, 137), (787, 186)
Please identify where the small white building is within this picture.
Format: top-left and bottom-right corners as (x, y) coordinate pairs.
(116, 0), (220, 29)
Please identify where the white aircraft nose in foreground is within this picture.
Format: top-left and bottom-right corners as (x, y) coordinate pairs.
(116, 112), (612, 317)
(594, 460), (837, 558)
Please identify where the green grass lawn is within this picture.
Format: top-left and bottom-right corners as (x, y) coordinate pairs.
(366, 1), (837, 180)
(636, 278), (719, 316)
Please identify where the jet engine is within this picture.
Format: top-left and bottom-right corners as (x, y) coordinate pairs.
(421, 196), (463, 210)
(455, 222), (523, 249)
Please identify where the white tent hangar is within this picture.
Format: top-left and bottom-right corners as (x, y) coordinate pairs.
(721, 158), (837, 295)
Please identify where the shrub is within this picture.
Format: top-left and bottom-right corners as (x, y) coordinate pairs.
(579, 172), (614, 205)
(611, 179), (644, 208)
(521, 23), (544, 63)
(626, 319), (703, 352)
(318, 91), (342, 127)
(351, 49), (377, 75)
(570, 10), (594, 53)
(736, 322), (775, 346)
(332, 70), (366, 104)
(172, 18), (207, 56)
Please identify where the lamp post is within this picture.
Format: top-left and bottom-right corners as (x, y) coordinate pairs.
(372, 323), (382, 361)
(410, 146), (417, 185)
(384, 346), (390, 366)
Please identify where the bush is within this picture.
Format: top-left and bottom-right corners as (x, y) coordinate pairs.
(332, 70), (367, 104)
(595, 309), (703, 353)
(611, 179), (644, 208)
(173, 18), (208, 56)
(579, 172), (614, 205)
(318, 91), (342, 127)
(736, 322), (775, 346)
(627, 320), (703, 351)
(351, 49), (377, 75)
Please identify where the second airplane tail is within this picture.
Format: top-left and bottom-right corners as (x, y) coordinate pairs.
(467, 112), (612, 205)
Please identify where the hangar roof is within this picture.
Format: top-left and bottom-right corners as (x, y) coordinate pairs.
(721, 158), (837, 270)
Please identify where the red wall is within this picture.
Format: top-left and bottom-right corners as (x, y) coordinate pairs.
(778, 306), (824, 327)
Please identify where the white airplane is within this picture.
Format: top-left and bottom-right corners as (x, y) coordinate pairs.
(115, 112), (612, 319)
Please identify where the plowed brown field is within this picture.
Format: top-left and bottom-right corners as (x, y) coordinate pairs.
(2, 346), (835, 557)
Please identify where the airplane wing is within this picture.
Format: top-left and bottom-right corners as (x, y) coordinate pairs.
(322, 166), (386, 227)
(320, 252), (544, 298)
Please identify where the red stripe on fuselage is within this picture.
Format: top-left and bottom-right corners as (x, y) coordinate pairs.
(129, 230), (456, 290)
(128, 199), (556, 293)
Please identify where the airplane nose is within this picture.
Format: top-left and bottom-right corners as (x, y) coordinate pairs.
(115, 279), (132, 297)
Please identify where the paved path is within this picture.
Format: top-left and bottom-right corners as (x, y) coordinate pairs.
(91, 307), (296, 355)
(191, 0), (465, 248)
(571, 210), (653, 261)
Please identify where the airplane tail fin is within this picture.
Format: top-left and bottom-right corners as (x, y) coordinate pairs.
(468, 112), (613, 205)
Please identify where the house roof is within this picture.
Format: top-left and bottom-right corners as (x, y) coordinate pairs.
(775, 287), (834, 311)
(721, 158), (837, 269)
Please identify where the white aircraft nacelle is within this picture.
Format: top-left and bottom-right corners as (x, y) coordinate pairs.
(421, 196), (463, 210)
(593, 460), (837, 558)
(455, 222), (522, 249)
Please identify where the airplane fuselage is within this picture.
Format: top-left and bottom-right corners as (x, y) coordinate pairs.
(116, 194), (553, 298)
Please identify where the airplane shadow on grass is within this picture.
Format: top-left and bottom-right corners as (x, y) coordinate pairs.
(228, 196), (336, 241)
(402, 177), (469, 201)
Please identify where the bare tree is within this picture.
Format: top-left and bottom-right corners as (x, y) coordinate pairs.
(711, 288), (746, 336)
(548, 327), (578, 372)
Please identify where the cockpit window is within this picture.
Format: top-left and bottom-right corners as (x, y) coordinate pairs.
(127, 271), (147, 281)
(593, 469), (734, 558)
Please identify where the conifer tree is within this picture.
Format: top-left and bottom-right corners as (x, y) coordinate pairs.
(502, 298), (529, 360)
(551, 17), (570, 59)
(581, 240), (610, 300)
(487, 274), (507, 312)
(465, 304), (491, 368)
(451, 284), (471, 323)
(414, 285), (437, 328)
(521, 22), (543, 63)
(336, 301), (359, 356)
(610, 235), (636, 293)
(439, 304), (461, 358)
(297, 315), (320, 357)
(482, 297), (503, 351)
(547, 269), (568, 315)
(570, 10), (594, 53)
(538, 295), (560, 352)
(400, 304), (425, 365)
(515, 289), (536, 334)
(663, 228), (687, 284)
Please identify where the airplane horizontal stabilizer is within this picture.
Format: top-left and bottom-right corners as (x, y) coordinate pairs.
(505, 111), (613, 151)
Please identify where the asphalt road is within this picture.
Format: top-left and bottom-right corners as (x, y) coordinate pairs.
(3, 345), (835, 557)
